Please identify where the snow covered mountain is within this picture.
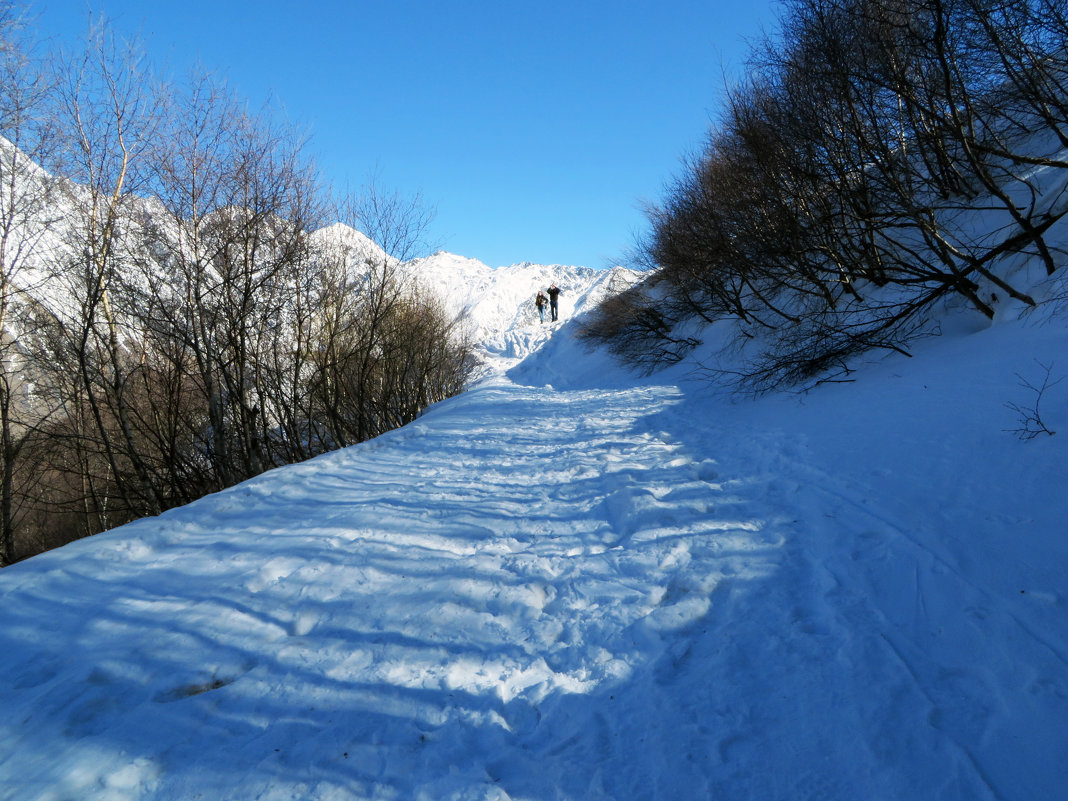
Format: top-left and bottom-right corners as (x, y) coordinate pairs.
(7, 186), (638, 371)
(306, 221), (642, 365)
(400, 249), (640, 364)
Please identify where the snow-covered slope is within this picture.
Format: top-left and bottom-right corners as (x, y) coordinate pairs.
(303, 223), (642, 368)
(401, 249), (640, 364)
(0, 261), (1066, 799)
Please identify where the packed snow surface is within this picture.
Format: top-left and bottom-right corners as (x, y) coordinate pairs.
(1, 295), (1067, 799)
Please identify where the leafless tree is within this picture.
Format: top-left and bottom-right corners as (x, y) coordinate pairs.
(0, 11), (475, 562)
(626, 0), (1068, 391)
(47, 17), (167, 522)
(309, 185), (474, 446)
(0, 2), (60, 564)
(140, 69), (326, 491)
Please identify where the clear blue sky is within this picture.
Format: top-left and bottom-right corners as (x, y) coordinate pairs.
(31, 1), (780, 268)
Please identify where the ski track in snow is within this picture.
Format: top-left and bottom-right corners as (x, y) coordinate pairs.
(0, 375), (786, 800)
(1, 327), (1067, 799)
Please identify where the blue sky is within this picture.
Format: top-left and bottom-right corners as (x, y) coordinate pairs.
(32, 1), (779, 268)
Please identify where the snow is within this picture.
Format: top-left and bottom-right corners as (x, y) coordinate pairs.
(2, 262), (1068, 798)
(302, 226), (642, 371)
(400, 249), (641, 366)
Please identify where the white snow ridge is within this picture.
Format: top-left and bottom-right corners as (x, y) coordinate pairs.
(1, 253), (1068, 799)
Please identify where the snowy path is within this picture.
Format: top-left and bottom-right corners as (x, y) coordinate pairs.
(1, 345), (1067, 799)
(0, 377), (782, 800)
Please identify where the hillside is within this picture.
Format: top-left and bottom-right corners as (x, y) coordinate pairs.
(399, 249), (640, 365)
(0, 260), (1066, 799)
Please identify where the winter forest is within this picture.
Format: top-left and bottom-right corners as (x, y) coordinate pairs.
(0, 5), (479, 565)
(582, 0), (1068, 388)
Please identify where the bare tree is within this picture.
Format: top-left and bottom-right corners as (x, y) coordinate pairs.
(625, 0), (1068, 391)
(0, 2), (60, 564)
(46, 17), (168, 523)
(140, 70), (326, 491)
(0, 11), (474, 561)
(309, 185), (473, 446)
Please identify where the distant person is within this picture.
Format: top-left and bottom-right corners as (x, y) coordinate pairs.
(535, 290), (548, 323)
(546, 283), (561, 322)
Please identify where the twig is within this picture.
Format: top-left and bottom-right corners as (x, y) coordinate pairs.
(1004, 360), (1061, 440)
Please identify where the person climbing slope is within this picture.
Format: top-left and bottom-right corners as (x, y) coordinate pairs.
(546, 283), (561, 322)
